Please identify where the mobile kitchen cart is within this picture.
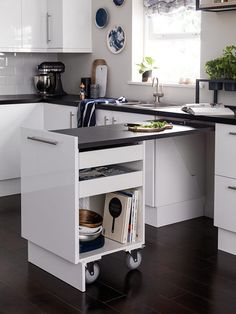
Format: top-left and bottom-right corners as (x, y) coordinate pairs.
(21, 123), (209, 292)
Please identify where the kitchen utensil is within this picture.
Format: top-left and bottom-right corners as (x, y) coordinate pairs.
(108, 197), (122, 233)
(34, 74), (51, 94)
(91, 59), (107, 84)
(95, 65), (107, 97)
(79, 209), (103, 228)
(79, 227), (103, 242)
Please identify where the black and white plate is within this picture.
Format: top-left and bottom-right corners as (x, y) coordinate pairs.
(107, 25), (126, 54)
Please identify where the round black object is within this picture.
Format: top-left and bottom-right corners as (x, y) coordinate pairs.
(95, 8), (109, 29)
(109, 197), (122, 233)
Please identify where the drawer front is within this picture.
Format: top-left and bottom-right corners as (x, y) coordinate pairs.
(215, 123), (236, 178)
(79, 144), (143, 169)
(214, 175), (236, 232)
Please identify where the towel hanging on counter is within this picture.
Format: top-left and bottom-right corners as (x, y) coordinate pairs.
(77, 97), (127, 127)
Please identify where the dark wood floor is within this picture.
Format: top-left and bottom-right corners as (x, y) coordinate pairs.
(1, 195), (236, 314)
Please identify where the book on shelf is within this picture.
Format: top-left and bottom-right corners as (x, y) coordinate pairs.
(102, 189), (139, 244)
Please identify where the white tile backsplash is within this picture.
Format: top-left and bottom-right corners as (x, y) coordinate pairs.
(0, 52), (58, 95)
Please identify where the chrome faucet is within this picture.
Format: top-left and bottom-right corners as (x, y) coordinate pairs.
(152, 77), (164, 105)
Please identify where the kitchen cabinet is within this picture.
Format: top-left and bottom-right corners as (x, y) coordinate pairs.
(44, 103), (78, 130)
(0, 103), (44, 181)
(22, 0), (47, 50)
(0, 0), (21, 49)
(47, 0), (92, 52)
(21, 128), (145, 291)
(215, 123), (236, 255)
(0, 0), (92, 52)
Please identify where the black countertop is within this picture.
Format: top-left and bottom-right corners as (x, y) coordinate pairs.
(55, 123), (211, 150)
(1, 93), (236, 125)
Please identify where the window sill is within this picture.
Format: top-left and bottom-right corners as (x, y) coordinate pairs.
(127, 81), (196, 88)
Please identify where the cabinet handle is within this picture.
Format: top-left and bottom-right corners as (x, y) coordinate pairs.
(47, 13), (52, 43)
(70, 112), (75, 128)
(104, 116), (109, 125)
(228, 186), (236, 191)
(27, 136), (58, 146)
(229, 132), (236, 136)
(112, 117), (117, 124)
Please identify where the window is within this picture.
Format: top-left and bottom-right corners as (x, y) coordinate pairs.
(144, 1), (201, 84)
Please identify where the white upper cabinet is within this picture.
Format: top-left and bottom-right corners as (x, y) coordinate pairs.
(0, 0), (92, 52)
(0, 0), (21, 49)
(47, 0), (92, 52)
(22, 0), (48, 50)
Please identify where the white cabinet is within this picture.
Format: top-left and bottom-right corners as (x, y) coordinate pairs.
(22, 0), (47, 50)
(0, 103), (44, 181)
(214, 123), (236, 255)
(47, 0), (92, 52)
(21, 128), (145, 291)
(0, 0), (21, 49)
(0, 0), (92, 52)
(44, 103), (78, 130)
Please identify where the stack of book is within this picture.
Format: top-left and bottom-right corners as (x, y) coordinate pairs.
(102, 189), (139, 244)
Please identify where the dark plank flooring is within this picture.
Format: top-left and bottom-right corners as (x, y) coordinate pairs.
(1, 195), (236, 314)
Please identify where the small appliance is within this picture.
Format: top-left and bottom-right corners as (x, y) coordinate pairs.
(34, 62), (67, 96)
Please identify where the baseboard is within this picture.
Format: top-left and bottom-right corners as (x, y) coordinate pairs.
(145, 197), (205, 227)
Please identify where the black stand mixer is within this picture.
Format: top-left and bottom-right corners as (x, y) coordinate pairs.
(34, 62), (67, 96)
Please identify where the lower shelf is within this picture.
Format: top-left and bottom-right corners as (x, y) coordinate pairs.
(79, 238), (144, 263)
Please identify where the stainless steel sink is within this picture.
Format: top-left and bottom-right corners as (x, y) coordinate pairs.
(133, 103), (182, 109)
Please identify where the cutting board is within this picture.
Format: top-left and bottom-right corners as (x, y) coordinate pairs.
(95, 65), (107, 97)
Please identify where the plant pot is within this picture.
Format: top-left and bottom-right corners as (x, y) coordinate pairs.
(142, 70), (152, 82)
(224, 81), (236, 91)
(208, 81), (223, 90)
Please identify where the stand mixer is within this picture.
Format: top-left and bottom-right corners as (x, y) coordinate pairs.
(34, 62), (67, 96)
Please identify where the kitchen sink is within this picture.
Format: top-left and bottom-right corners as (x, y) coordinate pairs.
(133, 103), (182, 109)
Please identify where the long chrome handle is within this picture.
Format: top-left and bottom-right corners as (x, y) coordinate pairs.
(47, 13), (52, 43)
(104, 116), (109, 125)
(229, 132), (236, 136)
(70, 112), (75, 128)
(228, 186), (236, 191)
(27, 136), (58, 146)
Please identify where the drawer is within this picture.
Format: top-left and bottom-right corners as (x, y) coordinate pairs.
(79, 144), (143, 169)
(215, 123), (236, 178)
(79, 170), (143, 198)
(214, 175), (236, 232)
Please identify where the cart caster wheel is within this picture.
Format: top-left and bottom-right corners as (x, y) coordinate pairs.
(85, 262), (100, 284)
(126, 251), (142, 270)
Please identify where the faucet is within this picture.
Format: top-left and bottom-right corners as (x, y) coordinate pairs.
(152, 77), (164, 105)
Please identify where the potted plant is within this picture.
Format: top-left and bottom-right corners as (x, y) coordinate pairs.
(205, 57), (224, 90)
(137, 56), (158, 82)
(222, 45), (236, 91)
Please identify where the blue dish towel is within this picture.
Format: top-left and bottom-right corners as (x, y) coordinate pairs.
(77, 97), (127, 127)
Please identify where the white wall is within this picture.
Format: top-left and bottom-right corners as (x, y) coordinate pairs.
(0, 53), (57, 95)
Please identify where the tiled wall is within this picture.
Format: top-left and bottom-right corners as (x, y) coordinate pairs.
(0, 53), (57, 95)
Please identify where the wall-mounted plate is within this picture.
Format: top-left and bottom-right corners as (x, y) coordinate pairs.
(107, 25), (126, 54)
(113, 0), (125, 6)
(95, 8), (109, 29)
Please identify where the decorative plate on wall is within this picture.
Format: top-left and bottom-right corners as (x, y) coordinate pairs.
(95, 8), (109, 28)
(113, 0), (125, 6)
(107, 25), (126, 54)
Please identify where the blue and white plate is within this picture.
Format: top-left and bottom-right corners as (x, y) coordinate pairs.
(113, 0), (125, 6)
(95, 8), (109, 29)
(107, 25), (126, 54)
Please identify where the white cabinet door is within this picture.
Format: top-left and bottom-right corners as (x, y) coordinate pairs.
(0, 103), (44, 180)
(0, 0), (21, 48)
(47, 0), (92, 52)
(96, 110), (113, 126)
(22, 0), (48, 49)
(44, 103), (78, 130)
(155, 133), (206, 207)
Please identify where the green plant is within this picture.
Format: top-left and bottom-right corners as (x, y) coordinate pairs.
(136, 56), (158, 74)
(222, 45), (236, 79)
(205, 57), (224, 79)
